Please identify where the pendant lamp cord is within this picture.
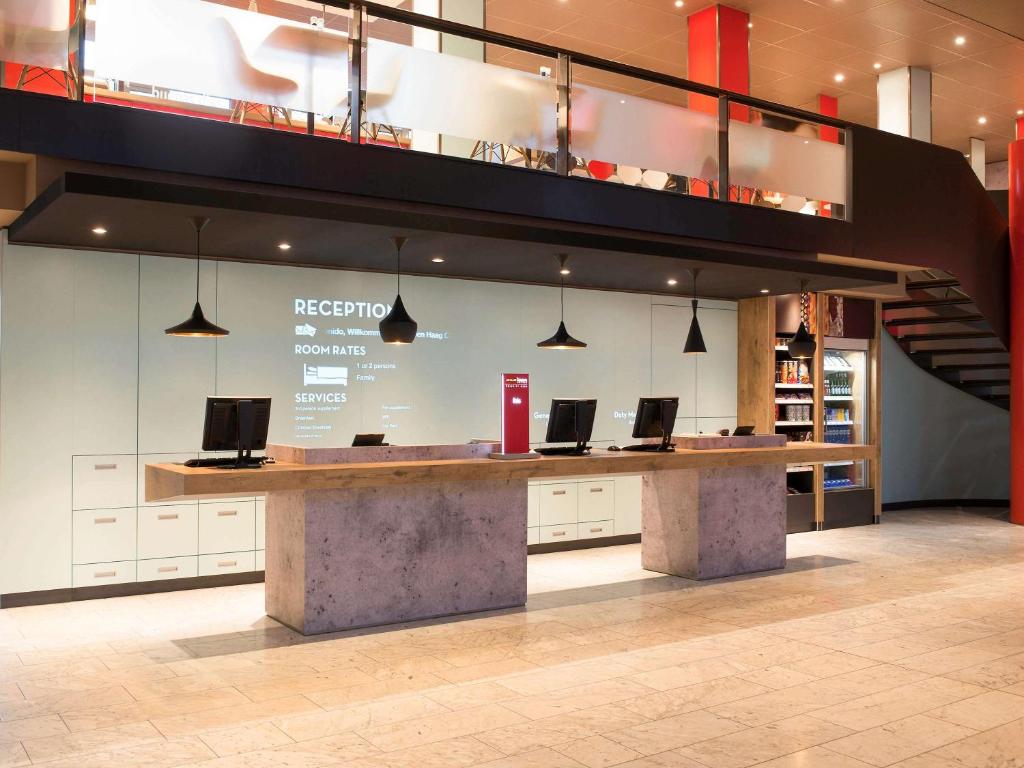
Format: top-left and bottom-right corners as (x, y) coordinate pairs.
(391, 235), (407, 294)
(560, 273), (565, 321)
(194, 224), (201, 303)
(691, 268), (700, 315)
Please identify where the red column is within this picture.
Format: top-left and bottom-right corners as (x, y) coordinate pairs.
(1011, 139), (1024, 525)
(1016, 118), (1024, 141)
(818, 94), (839, 218)
(687, 5), (750, 197)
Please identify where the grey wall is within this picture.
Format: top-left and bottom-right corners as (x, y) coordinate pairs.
(881, 333), (1009, 504)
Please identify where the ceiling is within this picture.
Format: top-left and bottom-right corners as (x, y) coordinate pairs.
(481, 0), (1024, 162)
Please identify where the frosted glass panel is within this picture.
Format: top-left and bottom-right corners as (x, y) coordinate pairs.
(365, 38), (557, 153)
(729, 119), (847, 211)
(0, 0), (70, 71)
(93, 0), (349, 116)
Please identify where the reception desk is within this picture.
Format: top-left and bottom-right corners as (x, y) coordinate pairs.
(146, 439), (875, 634)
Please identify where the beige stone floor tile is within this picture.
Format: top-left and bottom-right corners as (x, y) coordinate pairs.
(474, 713), (601, 755)
(552, 734), (642, 768)
(150, 694), (322, 738)
(437, 658), (542, 685)
(357, 703), (526, 752)
(627, 657), (752, 692)
(927, 716), (1024, 767)
(737, 665), (819, 690)
(474, 746), (588, 768)
(23, 735), (216, 768)
(675, 715), (853, 768)
(926, 690), (1024, 732)
(123, 673), (232, 700)
(0, 687), (22, 706)
(811, 677), (986, 731)
(753, 745), (875, 767)
(0, 713), (68, 742)
(0, 741), (28, 768)
(275, 695), (449, 742)
(946, 652), (1024, 689)
(619, 676), (769, 721)
(707, 681), (852, 727)
(604, 709), (745, 756)
(825, 714), (977, 767)
(614, 752), (709, 768)
(501, 678), (654, 720)
(779, 651), (880, 680)
(60, 686), (250, 732)
(800, 663), (929, 702)
(898, 646), (1005, 675)
(0, 683), (133, 722)
(20, 720), (163, 763)
(236, 667), (379, 703)
(424, 681), (522, 711)
(497, 662), (637, 697)
(305, 673), (449, 710)
(198, 721), (294, 757)
(885, 755), (962, 768)
(343, 734), (498, 768)
(274, 730), (381, 763)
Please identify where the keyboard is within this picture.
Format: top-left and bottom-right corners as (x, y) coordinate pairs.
(183, 456), (268, 468)
(534, 446), (591, 456)
(619, 444), (675, 452)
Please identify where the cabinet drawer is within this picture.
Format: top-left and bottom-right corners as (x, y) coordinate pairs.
(538, 483), (578, 526)
(72, 508), (136, 564)
(255, 550), (265, 571)
(73, 561), (136, 588)
(255, 498), (266, 551)
(527, 485), (540, 529)
(199, 501), (255, 555)
(198, 551), (256, 577)
(578, 481), (615, 522)
(527, 527), (539, 546)
(138, 453), (197, 506)
(137, 556), (198, 582)
(138, 504), (198, 559)
(538, 523), (577, 544)
(73, 455), (136, 510)
(578, 520), (614, 539)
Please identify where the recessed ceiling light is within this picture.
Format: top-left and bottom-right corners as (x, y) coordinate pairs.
(278, 242), (291, 251)
(978, 116), (987, 124)
(560, 267), (571, 276)
(954, 35), (966, 46)
(747, 21), (753, 28)
(431, 256), (445, 263)
(674, 0), (683, 7)
(619, 99), (626, 104)
(873, 62), (882, 70)
(834, 73), (845, 83)
(91, 226), (107, 235)
(1017, 109), (1023, 116)
(667, 278), (678, 286)
(760, 288), (770, 294)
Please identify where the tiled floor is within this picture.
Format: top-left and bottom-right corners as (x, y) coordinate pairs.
(1, 508), (1024, 767)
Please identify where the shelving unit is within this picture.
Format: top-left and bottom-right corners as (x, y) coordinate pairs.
(738, 292), (882, 534)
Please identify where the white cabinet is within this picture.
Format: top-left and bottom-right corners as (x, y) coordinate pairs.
(578, 480), (614, 522)
(579, 521), (613, 539)
(199, 551), (256, 576)
(537, 483), (578, 526)
(72, 455), (136, 511)
(73, 561), (136, 588)
(614, 476), (643, 535)
(199, 500), (256, 555)
(255, 550), (265, 571)
(538, 524), (577, 544)
(138, 504), (198, 560)
(137, 556), (198, 582)
(72, 508), (137, 565)
(527, 485), (539, 528)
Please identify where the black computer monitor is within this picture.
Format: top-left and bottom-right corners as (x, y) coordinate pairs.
(537, 398), (597, 456)
(201, 397), (271, 468)
(352, 433), (387, 447)
(631, 397), (679, 451)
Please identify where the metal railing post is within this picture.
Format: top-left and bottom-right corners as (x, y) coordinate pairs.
(71, 0), (87, 101)
(717, 95), (730, 201)
(348, 3), (365, 144)
(555, 52), (571, 177)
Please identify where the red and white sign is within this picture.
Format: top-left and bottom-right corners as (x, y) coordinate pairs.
(500, 373), (530, 455)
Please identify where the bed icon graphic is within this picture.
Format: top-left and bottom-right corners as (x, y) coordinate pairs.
(303, 365), (348, 386)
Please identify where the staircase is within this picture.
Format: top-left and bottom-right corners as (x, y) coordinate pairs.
(883, 270), (1009, 410)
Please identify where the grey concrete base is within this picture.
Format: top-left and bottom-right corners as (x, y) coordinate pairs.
(265, 480), (527, 635)
(641, 464), (787, 580)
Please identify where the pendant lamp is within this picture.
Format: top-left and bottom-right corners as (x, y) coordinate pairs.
(787, 279), (817, 360)
(165, 217), (229, 337)
(379, 235), (418, 345)
(538, 254), (587, 349)
(683, 268), (707, 355)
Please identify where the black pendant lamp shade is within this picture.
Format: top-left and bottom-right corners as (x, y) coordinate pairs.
(682, 268), (707, 354)
(379, 235), (418, 345)
(787, 280), (817, 360)
(165, 217), (229, 337)
(538, 255), (587, 349)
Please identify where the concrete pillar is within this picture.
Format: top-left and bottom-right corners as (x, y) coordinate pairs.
(877, 67), (931, 142)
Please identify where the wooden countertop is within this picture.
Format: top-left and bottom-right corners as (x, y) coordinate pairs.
(145, 442), (877, 502)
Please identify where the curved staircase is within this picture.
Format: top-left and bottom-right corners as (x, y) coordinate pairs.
(882, 269), (1009, 409)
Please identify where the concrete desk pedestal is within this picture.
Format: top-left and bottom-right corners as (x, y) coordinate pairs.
(641, 435), (788, 580)
(263, 443), (526, 635)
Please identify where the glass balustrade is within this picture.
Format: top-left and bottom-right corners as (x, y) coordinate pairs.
(0, 0), (848, 219)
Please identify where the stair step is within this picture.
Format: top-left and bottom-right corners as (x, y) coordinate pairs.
(904, 278), (960, 290)
(882, 297), (973, 310)
(898, 331), (996, 343)
(933, 363), (1010, 372)
(885, 314), (985, 327)
(957, 378), (1010, 388)
(910, 347), (1005, 357)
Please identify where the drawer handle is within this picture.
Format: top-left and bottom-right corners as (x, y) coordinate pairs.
(551, 531), (566, 537)
(157, 513), (179, 521)
(217, 510), (238, 517)
(551, 490), (567, 496)
(157, 566), (179, 573)
(217, 560), (238, 568)
(590, 487), (604, 493)
(93, 463), (118, 470)
(94, 517), (117, 524)
(94, 570), (116, 578)
(590, 527), (604, 533)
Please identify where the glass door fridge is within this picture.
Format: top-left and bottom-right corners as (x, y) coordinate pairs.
(822, 340), (869, 490)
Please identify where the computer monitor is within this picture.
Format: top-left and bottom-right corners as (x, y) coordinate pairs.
(352, 433), (387, 447)
(630, 397), (679, 451)
(537, 398), (597, 456)
(201, 397), (271, 468)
